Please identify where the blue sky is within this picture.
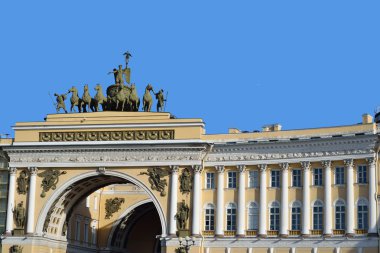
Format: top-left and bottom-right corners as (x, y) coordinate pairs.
(0, 1), (379, 135)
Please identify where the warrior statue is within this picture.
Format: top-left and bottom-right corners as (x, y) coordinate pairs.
(175, 200), (189, 230)
(14, 201), (25, 229)
(154, 89), (166, 112)
(123, 51), (132, 67)
(108, 65), (125, 85)
(54, 93), (68, 113)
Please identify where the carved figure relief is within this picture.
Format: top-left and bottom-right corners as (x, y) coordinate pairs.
(38, 169), (67, 198)
(17, 171), (28, 195)
(179, 168), (192, 194)
(105, 197), (125, 219)
(13, 201), (25, 229)
(9, 245), (23, 253)
(175, 200), (189, 230)
(139, 167), (169, 196)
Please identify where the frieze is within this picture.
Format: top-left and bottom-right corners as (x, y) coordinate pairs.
(39, 129), (175, 142)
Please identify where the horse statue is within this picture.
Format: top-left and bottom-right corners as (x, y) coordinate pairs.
(80, 84), (95, 112)
(115, 85), (129, 111)
(68, 86), (83, 112)
(94, 84), (108, 111)
(143, 84), (153, 112)
(129, 83), (140, 111)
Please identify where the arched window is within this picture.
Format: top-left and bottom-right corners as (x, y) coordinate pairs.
(270, 201), (280, 231)
(247, 202), (259, 230)
(357, 199), (368, 230)
(204, 204), (215, 231)
(291, 201), (302, 231)
(335, 200), (345, 230)
(226, 203), (236, 231)
(313, 200), (323, 230)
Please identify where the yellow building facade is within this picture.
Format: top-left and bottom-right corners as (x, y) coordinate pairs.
(0, 111), (379, 253)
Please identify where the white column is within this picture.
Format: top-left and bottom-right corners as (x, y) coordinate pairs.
(301, 161), (310, 236)
(169, 165), (179, 236)
(367, 158), (377, 234)
(237, 165), (246, 237)
(215, 165), (225, 236)
(322, 160), (332, 235)
(279, 163), (289, 236)
(26, 167), (38, 235)
(192, 165), (203, 236)
(5, 167), (17, 235)
(258, 164), (267, 237)
(344, 159), (354, 235)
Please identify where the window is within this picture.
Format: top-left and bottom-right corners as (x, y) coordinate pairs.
(270, 202), (280, 231)
(206, 173), (215, 189)
(75, 220), (81, 241)
(292, 169), (301, 187)
(247, 202), (259, 230)
(84, 222), (89, 243)
(91, 225), (97, 244)
(248, 171), (259, 188)
(291, 201), (302, 230)
(228, 171), (237, 189)
(335, 167), (345, 185)
(94, 196), (98, 210)
(226, 203), (236, 231)
(86, 196), (90, 208)
(204, 204), (215, 231)
(271, 170), (280, 188)
(357, 199), (368, 230)
(313, 200), (323, 230)
(357, 166), (367, 184)
(313, 168), (323, 186)
(335, 200), (345, 230)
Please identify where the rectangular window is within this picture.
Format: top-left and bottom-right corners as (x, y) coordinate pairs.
(313, 205), (323, 230)
(357, 165), (367, 184)
(226, 208), (236, 231)
(292, 169), (301, 187)
(84, 223), (89, 243)
(94, 196), (98, 210)
(335, 205), (346, 230)
(335, 167), (345, 185)
(358, 205), (368, 230)
(75, 220), (81, 241)
(271, 170), (280, 188)
(228, 171), (237, 189)
(206, 173), (215, 189)
(291, 207), (301, 230)
(270, 207), (280, 230)
(86, 196), (90, 208)
(248, 171), (259, 188)
(92, 226), (97, 244)
(205, 208), (215, 231)
(313, 168), (323, 186)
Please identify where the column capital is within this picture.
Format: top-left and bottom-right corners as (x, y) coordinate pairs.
(28, 167), (38, 175)
(344, 159), (354, 168)
(192, 165), (203, 173)
(237, 165), (246, 173)
(215, 165), (225, 173)
(258, 164), (267, 172)
(279, 162), (289, 171)
(366, 157), (375, 166)
(322, 160), (331, 169)
(170, 165), (179, 173)
(301, 161), (311, 170)
(8, 167), (17, 175)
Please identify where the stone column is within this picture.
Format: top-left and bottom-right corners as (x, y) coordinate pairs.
(367, 158), (377, 234)
(169, 165), (179, 236)
(344, 159), (354, 235)
(258, 164), (267, 237)
(279, 163), (289, 237)
(192, 165), (203, 236)
(26, 167), (38, 235)
(301, 161), (310, 236)
(237, 165), (246, 237)
(322, 161), (332, 235)
(5, 167), (16, 235)
(215, 165), (225, 236)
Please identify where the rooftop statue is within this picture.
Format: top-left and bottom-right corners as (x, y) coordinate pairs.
(51, 51), (167, 113)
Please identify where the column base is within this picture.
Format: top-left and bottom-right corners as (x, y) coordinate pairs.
(345, 233), (355, 238)
(4, 231), (12, 236)
(279, 234), (289, 238)
(215, 234), (224, 238)
(258, 234), (267, 238)
(191, 234), (200, 237)
(367, 233), (378, 237)
(236, 234), (245, 238)
(301, 234), (310, 238)
(167, 234), (177, 238)
(323, 233), (332, 237)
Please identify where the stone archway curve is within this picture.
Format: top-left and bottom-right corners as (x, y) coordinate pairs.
(106, 198), (153, 247)
(35, 170), (167, 237)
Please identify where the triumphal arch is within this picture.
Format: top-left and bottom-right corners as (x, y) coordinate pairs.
(1, 54), (380, 253)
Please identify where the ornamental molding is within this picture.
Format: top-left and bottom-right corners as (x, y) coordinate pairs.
(39, 130), (175, 142)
